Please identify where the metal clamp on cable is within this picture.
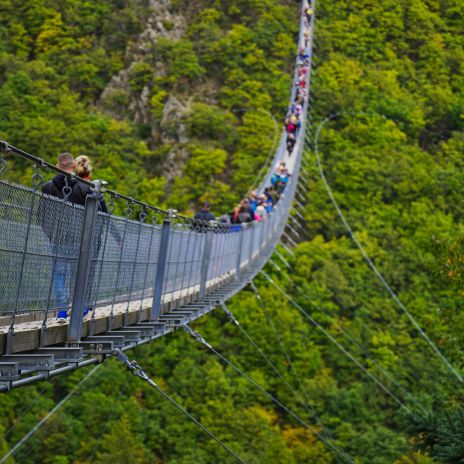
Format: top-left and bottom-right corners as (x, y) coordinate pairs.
(182, 325), (212, 349)
(0, 141), (11, 153)
(113, 349), (150, 382)
(249, 281), (262, 301)
(220, 303), (239, 326)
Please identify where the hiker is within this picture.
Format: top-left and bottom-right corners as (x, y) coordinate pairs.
(255, 204), (267, 221)
(40, 153), (80, 322)
(287, 133), (296, 156)
(193, 201), (216, 232)
(71, 155), (120, 321)
(70, 155), (108, 212)
(248, 191), (258, 213)
(194, 201), (216, 222)
(236, 204), (252, 224)
(305, 6), (313, 24)
(304, 28), (311, 48)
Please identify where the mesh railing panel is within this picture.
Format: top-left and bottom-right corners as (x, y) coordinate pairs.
(0, 180), (85, 314)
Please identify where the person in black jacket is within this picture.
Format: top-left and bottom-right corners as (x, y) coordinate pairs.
(40, 153), (78, 322)
(193, 201), (215, 232)
(72, 155), (108, 211)
(41, 152), (76, 198)
(194, 201), (215, 222)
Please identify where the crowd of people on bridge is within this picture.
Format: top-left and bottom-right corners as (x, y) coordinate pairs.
(195, 1), (312, 226)
(39, 1), (313, 323)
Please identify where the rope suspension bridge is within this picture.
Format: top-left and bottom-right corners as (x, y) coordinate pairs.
(0, 1), (462, 462)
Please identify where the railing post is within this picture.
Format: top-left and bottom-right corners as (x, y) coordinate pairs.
(199, 225), (214, 300)
(68, 183), (101, 343)
(248, 223), (256, 269)
(151, 210), (172, 320)
(235, 226), (244, 281)
(259, 220), (266, 249)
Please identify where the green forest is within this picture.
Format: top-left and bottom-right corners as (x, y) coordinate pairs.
(1, 0), (464, 462)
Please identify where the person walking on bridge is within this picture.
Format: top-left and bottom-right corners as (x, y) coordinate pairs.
(71, 155), (116, 320)
(194, 201), (215, 222)
(194, 201), (216, 232)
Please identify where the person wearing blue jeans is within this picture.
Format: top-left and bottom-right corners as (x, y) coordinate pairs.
(50, 243), (79, 322)
(41, 153), (78, 322)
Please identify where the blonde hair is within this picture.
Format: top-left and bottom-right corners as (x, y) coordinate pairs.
(74, 155), (93, 179)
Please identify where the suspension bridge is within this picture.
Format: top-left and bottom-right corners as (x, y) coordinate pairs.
(0, 2), (314, 393)
(2, 2), (463, 462)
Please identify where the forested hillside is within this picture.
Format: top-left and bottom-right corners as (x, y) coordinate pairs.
(1, 0), (464, 463)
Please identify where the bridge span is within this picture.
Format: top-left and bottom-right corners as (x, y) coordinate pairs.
(0, 2), (314, 391)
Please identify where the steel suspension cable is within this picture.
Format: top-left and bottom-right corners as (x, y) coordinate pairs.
(0, 364), (102, 464)
(113, 350), (246, 464)
(269, 267), (429, 414)
(261, 272), (411, 413)
(182, 325), (354, 464)
(273, 244), (430, 389)
(307, 117), (463, 384)
(248, 281), (332, 429)
(277, 107), (449, 397)
(270, 265), (464, 440)
(219, 303), (322, 423)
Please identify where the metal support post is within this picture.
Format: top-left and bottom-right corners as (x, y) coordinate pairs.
(235, 227), (244, 281)
(68, 185), (101, 343)
(248, 223), (255, 270)
(151, 211), (172, 320)
(199, 228), (214, 300)
(259, 220), (266, 250)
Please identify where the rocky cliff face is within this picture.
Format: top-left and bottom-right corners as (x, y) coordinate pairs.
(100, 0), (186, 127)
(99, 0), (193, 181)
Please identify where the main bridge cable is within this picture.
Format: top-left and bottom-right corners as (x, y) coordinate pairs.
(113, 349), (246, 464)
(260, 271), (411, 414)
(0, 363), (102, 464)
(182, 325), (354, 464)
(308, 115), (463, 384)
